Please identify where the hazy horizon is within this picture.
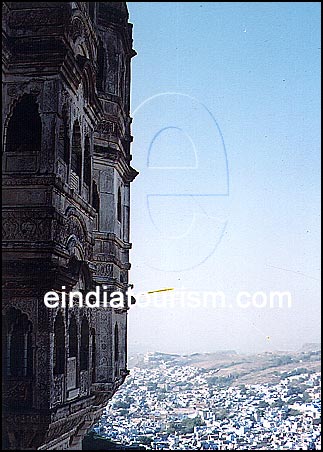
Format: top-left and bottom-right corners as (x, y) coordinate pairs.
(126, 2), (321, 355)
(128, 342), (322, 357)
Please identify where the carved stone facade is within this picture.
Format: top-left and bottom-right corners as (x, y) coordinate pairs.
(2, 2), (137, 450)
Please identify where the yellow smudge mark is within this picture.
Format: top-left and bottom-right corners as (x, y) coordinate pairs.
(147, 288), (174, 295)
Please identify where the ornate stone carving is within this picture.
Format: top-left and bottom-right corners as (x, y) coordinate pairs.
(69, 14), (96, 62)
(70, 16), (85, 43)
(52, 375), (64, 407)
(53, 209), (94, 261)
(9, 8), (68, 29)
(2, 176), (56, 186)
(97, 120), (117, 136)
(94, 262), (114, 277)
(2, 212), (51, 242)
(2, 298), (35, 320)
(2, 381), (33, 406)
(80, 370), (90, 397)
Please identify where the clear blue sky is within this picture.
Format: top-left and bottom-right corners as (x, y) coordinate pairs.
(126, 2), (321, 354)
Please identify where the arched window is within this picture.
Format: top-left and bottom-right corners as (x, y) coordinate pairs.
(6, 94), (42, 153)
(80, 317), (89, 371)
(53, 312), (65, 375)
(117, 187), (122, 223)
(71, 121), (82, 181)
(3, 309), (33, 378)
(114, 324), (119, 363)
(69, 315), (78, 359)
(97, 37), (105, 92)
(91, 328), (96, 382)
(84, 137), (92, 188)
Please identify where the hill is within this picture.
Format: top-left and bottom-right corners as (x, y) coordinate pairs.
(129, 347), (321, 386)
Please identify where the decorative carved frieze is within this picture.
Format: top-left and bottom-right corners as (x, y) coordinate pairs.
(9, 8), (69, 29)
(2, 380), (33, 407)
(2, 211), (52, 242)
(93, 262), (114, 278)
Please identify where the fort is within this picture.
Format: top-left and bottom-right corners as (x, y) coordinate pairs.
(2, 2), (137, 450)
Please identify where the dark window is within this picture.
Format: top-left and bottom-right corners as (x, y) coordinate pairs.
(6, 94), (42, 153)
(92, 181), (100, 213)
(53, 312), (65, 375)
(80, 317), (89, 371)
(114, 324), (119, 362)
(117, 188), (122, 223)
(10, 322), (25, 377)
(71, 121), (82, 179)
(69, 316), (78, 358)
(3, 309), (33, 378)
(61, 105), (70, 164)
(84, 137), (92, 188)
(97, 37), (105, 92)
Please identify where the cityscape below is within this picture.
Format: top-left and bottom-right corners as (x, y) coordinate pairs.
(89, 345), (321, 450)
